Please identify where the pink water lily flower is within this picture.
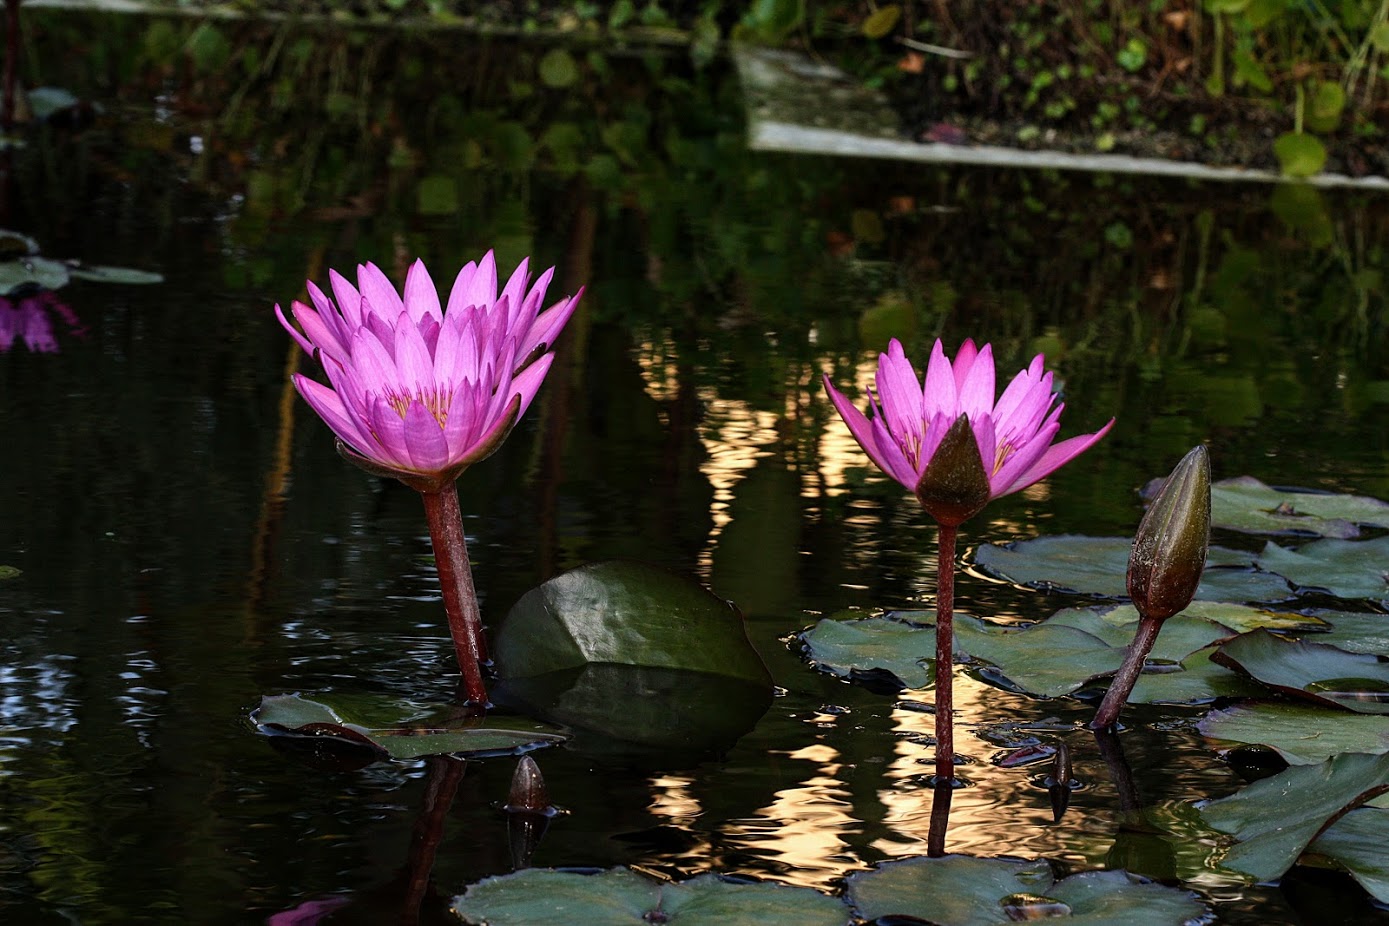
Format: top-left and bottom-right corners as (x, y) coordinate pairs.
(824, 337), (1113, 507)
(277, 252), (582, 487)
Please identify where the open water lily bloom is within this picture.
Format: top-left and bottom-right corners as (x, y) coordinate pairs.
(277, 252), (582, 485)
(825, 338), (1113, 506)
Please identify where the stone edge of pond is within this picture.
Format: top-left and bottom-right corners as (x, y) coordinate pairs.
(735, 46), (1389, 190)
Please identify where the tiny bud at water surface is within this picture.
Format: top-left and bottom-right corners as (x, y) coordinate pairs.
(1128, 445), (1211, 624)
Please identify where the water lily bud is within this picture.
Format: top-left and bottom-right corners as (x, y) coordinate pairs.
(1128, 445), (1211, 623)
(505, 755), (550, 813)
(915, 415), (992, 527)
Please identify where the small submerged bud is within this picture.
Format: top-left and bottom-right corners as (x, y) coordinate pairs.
(505, 755), (550, 813)
(1128, 445), (1211, 624)
(915, 415), (992, 527)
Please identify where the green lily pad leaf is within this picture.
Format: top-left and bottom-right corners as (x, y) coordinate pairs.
(493, 665), (771, 755)
(974, 536), (1293, 603)
(66, 263), (164, 285)
(1254, 536), (1389, 602)
(799, 613), (936, 689)
(1082, 601), (1324, 634)
(0, 565), (19, 580)
(1306, 807), (1389, 903)
(494, 561), (771, 686)
(1213, 629), (1389, 713)
(845, 855), (1207, 925)
(1200, 703), (1389, 764)
(1304, 610), (1389, 655)
(453, 867), (849, 926)
(801, 610), (1254, 703)
(1210, 477), (1389, 537)
(0, 255), (70, 293)
(1200, 752), (1389, 881)
(252, 693), (567, 762)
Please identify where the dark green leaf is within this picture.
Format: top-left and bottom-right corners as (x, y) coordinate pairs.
(800, 614), (936, 689)
(1254, 536), (1389, 601)
(494, 561), (771, 686)
(252, 693), (566, 761)
(1210, 477), (1389, 537)
(845, 855), (1206, 925)
(1306, 807), (1389, 903)
(1200, 702), (1389, 764)
(1213, 630), (1389, 713)
(1201, 752), (1389, 881)
(1273, 133), (1327, 178)
(453, 867), (849, 926)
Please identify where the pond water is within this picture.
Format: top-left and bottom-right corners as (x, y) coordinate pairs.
(3, 11), (1389, 925)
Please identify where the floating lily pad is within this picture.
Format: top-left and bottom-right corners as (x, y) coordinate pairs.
(800, 613), (936, 689)
(252, 693), (567, 762)
(1200, 752), (1389, 881)
(1254, 537), (1389, 602)
(844, 855), (1206, 925)
(1212, 630), (1389, 714)
(974, 536), (1292, 603)
(1200, 703), (1389, 764)
(1305, 807), (1389, 903)
(1304, 610), (1389, 655)
(494, 561), (771, 686)
(1208, 477), (1389, 538)
(0, 565), (19, 580)
(452, 867), (849, 926)
(66, 263), (164, 285)
(1087, 601), (1325, 634)
(800, 611), (1258, 703)
(0, 255), (69, 293)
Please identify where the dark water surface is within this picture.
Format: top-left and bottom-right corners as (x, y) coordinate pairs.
(3, 11), (1389, 924)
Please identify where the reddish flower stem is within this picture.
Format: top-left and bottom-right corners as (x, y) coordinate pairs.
(420, 484), (488, 705)
(935, 521), (958, 784)
(1091, 615), (1163, 730)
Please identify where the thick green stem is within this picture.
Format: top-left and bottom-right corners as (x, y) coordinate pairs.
(935, 522), (958, 784)
(420, 484), (488, 705)
(1091, 616), (1163, 730)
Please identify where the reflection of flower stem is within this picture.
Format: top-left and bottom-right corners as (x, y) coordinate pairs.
(1091, 616), (1162, 731)
(1093, 727), (1142, 814)
(400, 755), (468, 926)
(935, 522), (958, 784)
(420, 485), (488, 705)
(927, 781), (954, 857)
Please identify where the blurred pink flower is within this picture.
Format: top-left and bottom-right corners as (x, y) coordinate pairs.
(824, 337), (1113, 515)
(0, 291), (86, 353)
(277, 252), (582, 488)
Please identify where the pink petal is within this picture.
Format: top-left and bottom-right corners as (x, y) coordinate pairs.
(306, 282), (353, 348)
(1005, 418), (1115, 494)
(955, 342), (996, 422)
(875, 340), (926, 446)
(991, 420), (1060, 497)
(328, 269), (363, 329)
(366, 396), (413, 470)
(825, 375), (911, 488)
(951, 339), (979, 390)
(869, 414), (920, 487)
(275, 303), (315, 354)
(351, 327), (403, 395)
(400, 400), (449, 472)
(294, 374), (372, 451)
(510, 350), (555, 420)
(514, 265), (556, 341)
(291, 300), (348, 361)
(970, 413), (997, 480)
(449, 250), (498, 313)
(403, 259), (442, 323)
(916, 410), (955, 475)
(921, 339), (958, 419)
(519, 288), (581, 363)
(498, 258), (532, 326)
(357, 262), (404, 321)
(392, 311), (436, 393)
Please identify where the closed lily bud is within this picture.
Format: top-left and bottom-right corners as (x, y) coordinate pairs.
(1128, 445), (1211, 623)
(914, 415), (993, 527)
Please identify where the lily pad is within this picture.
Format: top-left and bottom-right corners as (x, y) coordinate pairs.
(452, 867), (849, 926)
(1304, 610), (1389, 655)
(66, 263), (164, 285)
(1305, 807), (1389, 903)
(1200, 751), (1389, 881)
(1254, 536), (1389, 602)
(800, 612), (936, 689)
(844, 855), (1206, 925)
(1083, 601), (1324, 634)
(0, 565), (19, 580)
(974, 535), (1292, 603)
(800, 611), (1259, 703)
(1212, 630), (1389, 714)
(252, 693), (567, 762)
(1200, 703), (1389, 764)
(1208, 477), (1389, 538)
(0, 255), (70, 293)
(493, 561), (771, 686)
